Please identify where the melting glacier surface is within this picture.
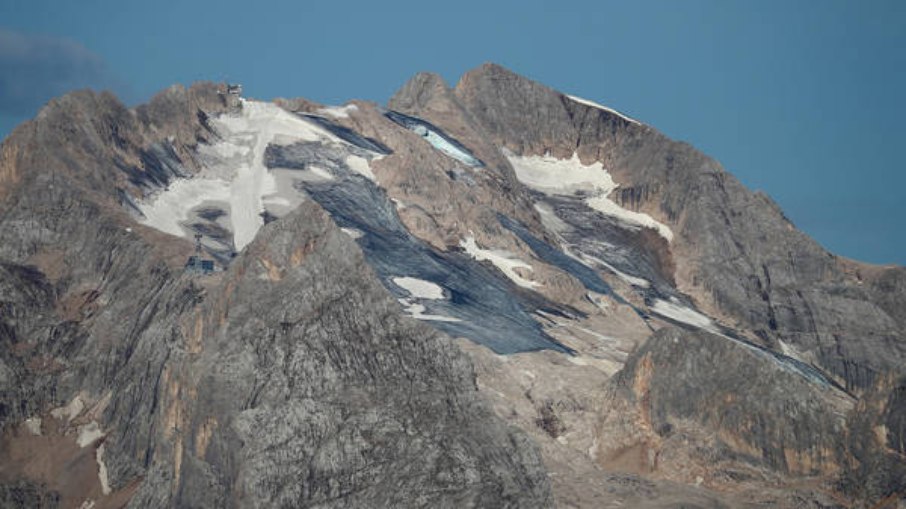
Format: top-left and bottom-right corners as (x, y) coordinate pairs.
(264, 142), (572, 355)
(133, 100), (385, 261)
(385, 110), (483, 167)
(507, 152), (673, 242)
(511, 159), (845, 389)
(497, 214), (612, 296)
(300, 114), (392, 155)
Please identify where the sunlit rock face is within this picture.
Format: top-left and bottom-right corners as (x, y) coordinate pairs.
(0, 65), (903, 508)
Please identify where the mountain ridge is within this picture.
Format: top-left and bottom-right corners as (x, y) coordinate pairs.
(0, 63), (903, 508)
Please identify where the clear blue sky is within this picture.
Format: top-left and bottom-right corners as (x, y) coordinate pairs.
(1, 0), (903, 265)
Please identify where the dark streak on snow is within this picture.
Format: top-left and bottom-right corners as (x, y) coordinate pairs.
(299, 114), (393, 155)
(384, 110), (484, 167)
(264, 142), (573, 355)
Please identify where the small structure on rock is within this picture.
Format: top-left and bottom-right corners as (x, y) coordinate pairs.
(220, 83), (243, 109)
(185, 233), (216, 275)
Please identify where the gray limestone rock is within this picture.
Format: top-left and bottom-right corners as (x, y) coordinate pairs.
(1, 63), (903, 508)
(0, 88), (553, 508)
(449, 63), (906, 393)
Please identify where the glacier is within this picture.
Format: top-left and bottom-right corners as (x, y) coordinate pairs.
(385, 110), (483, 167)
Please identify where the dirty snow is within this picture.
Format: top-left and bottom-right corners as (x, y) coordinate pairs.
(392, 276), (445, 300)
(137, 100), (382, 251)
(345, 154), (376, 181)
(509, 152), (616, 195)
(77, 421), (104, 447)
(318, 103), (358, 119)
(51, 395), (84, 422)
(135, 178), (232, 238)
(534, 202), (572, 234)
(340, 227), (364, 239)
(578, 252), (651, 288)
(585, 195), (674, 242)
(97, 444), (111, 495)
(460, 235), (540, 289)
(650, 298), (716, 332)
(507, 152), (673, 242)
(566, 94), (641, 125)
(398, 298), (461, 322)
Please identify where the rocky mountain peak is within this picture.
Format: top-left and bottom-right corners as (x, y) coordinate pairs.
(0, 65), (903, 508)
(388, 71), (450, 112)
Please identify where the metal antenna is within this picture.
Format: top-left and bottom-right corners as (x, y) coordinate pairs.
(194, 233), (203, 254)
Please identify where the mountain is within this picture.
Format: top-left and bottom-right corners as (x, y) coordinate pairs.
(0, 63), (903, 508)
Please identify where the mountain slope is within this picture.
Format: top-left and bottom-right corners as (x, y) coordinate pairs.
(0, 64), (903, 508)
(0, 85), (552, 508)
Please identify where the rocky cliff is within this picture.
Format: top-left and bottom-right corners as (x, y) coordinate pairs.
(0, 64), (903, 508)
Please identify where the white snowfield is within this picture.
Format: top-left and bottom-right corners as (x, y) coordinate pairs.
(393, 276), (459, 322)
(507, 152), (674, 242)
(137, 100), (381, 251)
(510, 153), (615, 194)
(461, 235), (540, 289)
(650, 298), (718, 333)
(566, 94), (641, 125)
(392, 276), (445, 300)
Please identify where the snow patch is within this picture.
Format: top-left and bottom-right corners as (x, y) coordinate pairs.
(307, 166), (335, 181)
(507, 152), (673, 242)
(318, 103), (358, 119)
(77, 421), (104, 448)
(566, 94), (641, 125)
(778, 339), (810, 364)
(585, 195), (674, 242)
(534, 202), (572, 234)
(340, 227), (364, 239)
(345, 154), (376, 182)
(96, 443), (111, 495)
(509, 153), (615, 195)
(650, 299), (716, 332)
(51, 395), (84, 422)
(460, 235), (540, 289)
(392, 277), (445, 300)
(566, 323), (618, 343)
(579, 252), (651, 288)
(398, 298), (461, 322)
(136, 178), (232, 238)
(137, 100), (380, 251)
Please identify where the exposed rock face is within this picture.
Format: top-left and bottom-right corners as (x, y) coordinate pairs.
(450, 63), (906, 394)
(0, 87), (552, 507)
(601, 329), (852, 481)
(123, 201), (552, 508)
(0, 63), (903, 508)
(389, 64), (906, 507)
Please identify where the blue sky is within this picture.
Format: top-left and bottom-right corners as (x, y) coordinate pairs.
(1, 0), (903, 265)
